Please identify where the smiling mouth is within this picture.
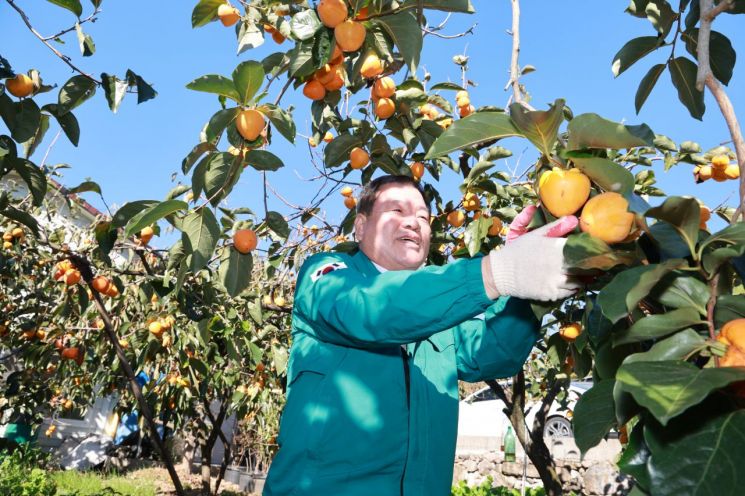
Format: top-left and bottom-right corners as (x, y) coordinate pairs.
(399, 236), (421, 247)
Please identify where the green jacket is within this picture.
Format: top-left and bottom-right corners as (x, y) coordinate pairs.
(264, 250), (539, 496)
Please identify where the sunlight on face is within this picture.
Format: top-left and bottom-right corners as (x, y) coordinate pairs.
(354, 183), (431, 271)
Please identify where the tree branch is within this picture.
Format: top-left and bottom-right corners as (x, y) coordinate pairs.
(505, 0), (534, 110)
(42, 8), (101, 41)
(696, 0), (745, 222)
(704, 75), (745, 223)
(5, 0), (101, 85)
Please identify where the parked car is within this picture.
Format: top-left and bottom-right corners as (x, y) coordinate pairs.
(457, 381), (593, 441)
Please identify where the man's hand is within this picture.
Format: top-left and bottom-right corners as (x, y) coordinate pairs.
(486, 208), (580, 301)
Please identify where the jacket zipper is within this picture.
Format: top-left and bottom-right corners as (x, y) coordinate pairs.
(400, 345), (411, 495)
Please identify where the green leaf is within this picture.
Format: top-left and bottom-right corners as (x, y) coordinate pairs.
(612, 36), (662, 77)
(617, 360), (745, 425)
(567, 113), (654, 150)
(125, 69), (158, 104)
(182, 208), (220, 272)
(569, 155), (635, 195)
(166, 184), (190, 202)
(125, 200), (188, 237)
(261, 52), (288, 78)
(463, 216), (490, 256)
(191, 0), (223, 27)
(265, 211), (290, 239)
(699, 221), (745, 256)
(186, 74), (241, 102)
(400, 0), (474, 13)
(573, 380), (618, 455)
(563, 233), (637, 272)
(205, 108), (239, 144)
(182, 142), (214, 175)
(272, 343), (289, 375)
(58, 75), (97, 115)
(325, 134), (363, 167)
(715, 294), (745, 328)
(11, 99), (42, 143)
(244, 149), (284, 171)
(648, 222), (692, 260)
(260, 104), (296, 143)
(313, 28), (334, 66)
(288, 39), (316, 79)
(101, 73), (127, 113)
(45, 0), (83, 17)
(94, 219), (117, 260)
(508, 99), (564, 157)
(702, 244), (745, 276)
(598, 260), (685, 324)
(425, 112), (521, 159)
(635, 63), (666, 114)
(22, 113), (49, 159)
(74, 22), (95, 56)
(13, 158), (47, 207)
(645, 0), (675, 37)
(613, 307), (705, 346)
(374, 11), (423, 72)
(648, 410), (745, 496)
(290, 9), (322, 40)
(67, 180), (101, 195)
(669, 56), (705, 120)
(617, 423), (652, 492)
(430, 82), (466, 91)
(623, 328), (706, 364)
(655, 272), (709, 315)
(218, 246), (253, 297)
(232, 61), (265, 106)
(112, 200), (158, 228)
(42, 103), (80, 146)
(237, 22), (265, 54)
(683, 29), (736, 85)
(204, 153), (238, 206)
(646, 196), (700, 256)
(0, 206), (40, 237)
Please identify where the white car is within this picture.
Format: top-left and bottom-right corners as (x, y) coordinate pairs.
(457, 381), (592, 441)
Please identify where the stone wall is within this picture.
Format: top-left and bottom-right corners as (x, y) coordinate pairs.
(454, 438), (633, 495)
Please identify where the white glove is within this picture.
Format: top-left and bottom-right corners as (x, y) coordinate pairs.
(489, 216), (580, 301)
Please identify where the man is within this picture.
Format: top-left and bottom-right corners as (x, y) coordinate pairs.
(264, 175), (578, 496)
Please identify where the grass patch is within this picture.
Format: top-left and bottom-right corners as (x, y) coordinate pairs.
(52, 469), (157, 496)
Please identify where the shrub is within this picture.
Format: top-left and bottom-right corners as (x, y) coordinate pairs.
(452, 477), (546, 496)
(0, 447), (56, 496)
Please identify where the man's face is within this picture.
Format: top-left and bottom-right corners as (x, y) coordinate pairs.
(354, 183), (431, 271)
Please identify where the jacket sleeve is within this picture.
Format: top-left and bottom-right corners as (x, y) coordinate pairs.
(292, 253), (494, 348)
(453, 296), (540, 382)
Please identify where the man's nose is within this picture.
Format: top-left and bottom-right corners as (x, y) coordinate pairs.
(402, 213), (420, 231)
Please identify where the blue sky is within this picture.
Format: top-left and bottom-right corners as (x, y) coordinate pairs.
(2, 1), (743, 243)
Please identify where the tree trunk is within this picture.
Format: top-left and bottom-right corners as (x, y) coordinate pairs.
(86, 281), (185, 496)
(201, 441), (213, 496)
(487, 374), (563, 495)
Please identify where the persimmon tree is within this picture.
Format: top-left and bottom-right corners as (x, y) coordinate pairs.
(2, 1), (745, 496)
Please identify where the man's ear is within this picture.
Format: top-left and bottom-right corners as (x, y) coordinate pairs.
(353, 213), (367, 242)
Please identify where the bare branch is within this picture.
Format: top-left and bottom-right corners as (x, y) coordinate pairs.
(696, 1), (745, 222)
(423, 24), (476, 39)
(505, 0), (534, 110)
(42, 8), (101, 41)
(6, 0), (100, 84)
(707, 273), (720, 367)
(705, 0), (735, 20)
(704, 75), (745, 223)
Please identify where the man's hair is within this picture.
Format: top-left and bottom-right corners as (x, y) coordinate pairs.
(357, 175), (431, 216)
